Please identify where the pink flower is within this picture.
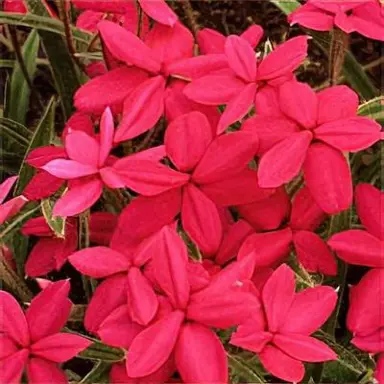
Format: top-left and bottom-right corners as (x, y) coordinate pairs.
(247, 82), (381, 214)
(21, 212), (117, 277)
(0, 280), (91, 383)
(31, 107), (166, 216)
(124, 225), (259, 382)
(113, 111), (271, 255)
(0, 176), (27, 226)
(184, 35), (309, 134)
(328, 183), (383, 268)
(288, 0), (384, 41)
(230, 264), (338, 382)
(72, 0), (178, 27)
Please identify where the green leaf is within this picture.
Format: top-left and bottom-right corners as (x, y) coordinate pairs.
(77, 339), (125, 362)
(358, 96), (384, 125)
(23, 1), (82, 120)
(269, 0), (378, 99)
(4, 29), (39, 125)
(15, 97), (56, 195)
(41, 197), (66, 238)
(0, 117), (32, 151)
(79, 361), (111, 384)
(0, 12), (91, 45)
(228, 353), (265, 383)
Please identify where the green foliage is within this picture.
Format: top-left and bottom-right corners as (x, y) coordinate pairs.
(358, 96), (384, 125)
(41, 197), (66, 238)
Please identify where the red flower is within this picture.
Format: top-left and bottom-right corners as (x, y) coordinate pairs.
(0, 280), (91, 383)
(124, 225), (259, 382)
(0, 176), (27, 226)
(113, 111), (271, 255)
(184, 35), (308, 133)
(289, 0), (384, 41)
(328, 183), (383, 268)
(246, 82), (381, 214)
(231, 264), (337, 382)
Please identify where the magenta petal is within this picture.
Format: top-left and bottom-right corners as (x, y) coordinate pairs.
(201, 169), (275, 207)
(328, 229), (383, 268)
(165, 111), (213, 172)
(99, 167), (126, 188)
(139, 0), (178, 26)
(293, 230), (338, 276)
(262, 264), (295, 332)
(65, 131), (100, 167)
(0, 349), (29, 384)
(27, 357), (67, 384)
(127, 267), (158, 326)
(197, 28), (226, 54)
(355, 183), (384, 240)
(26, 146), (67, 168)
(175, 323), (228, 383)
(98, 20), (160, 72)
(257, 36), (308, 81)
(303, 143), (352, 214)
(98, 107), (114, 166)
(225, 35), (257, 82)
(316, 85), (359, 125)
(279, 80), (318, 129)
(192, 131), (258, 184)
(30, 333), (91, 362)
(0, 336), (18, 359)
(98, 305), (144, 350)
(0, 176), (18, 204)
(352, 329), (384, 354)
(258, 131), (312, 188)
(74, 67), (149, 114)
(84, 274), (127, 334)
(273, 334), (337, 362)
(237, 187), (290, 231)
(115, 76), (166, 142)
(288, 6), (334, 31)
(0, 196), (27, 225)
(376, 354), (384, 384)
(258, 345), (305, 382)
(289, 185), (326, 231)
(115, 159), (189, 196)
(151, 226), (190, 309)
(241, 24), (264, 48)
(280, 286), (337, 335)
(182, 184), (223, 256)
(238, 228), (293, 268)
(53, 177), (103, 217)
(126, 310), (184, 378)
(231, 329), (273, 353)
(23, 171), (64, 201)
(0, 291), (29, 346)
(89, 212), (118, 246)
(314, 117), (381, 152)
(42, 159), (98, 179)
(26, 280), (72, 342)
(217, 83), (257, 134)
(69, 246), (130, 278)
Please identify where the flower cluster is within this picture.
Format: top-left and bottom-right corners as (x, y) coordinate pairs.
(0, 0), (383, 383)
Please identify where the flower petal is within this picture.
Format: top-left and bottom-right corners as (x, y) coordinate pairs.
(262, 264), (295, 332)
(139, 0), (178, 26)
(53, 177), (103, 217)
(0, 349), (29, 384)
(42, 159), (98, 179)
(30, 333), (91, 362)
(26, 357), (67, 384)
(98, 20), (160, 72)
(98, 107), (114, 166)
(74, 67), (149, 113)
(175, 323), (228, 383)
(231, 329), (273, 353)
(280, 286), (337, 335)
(279, 80), (318, 129)
(352, 329), (384, 354)
(314, 117), (381, 152)
(355, 183), (384, 240)
(23, 171), (64, 201)
(69, 246), (130, 278)
(151, 226), (190, 309)
(26, 280), (72, 342)
(303, 143), (352, 214)
(225, 35), (257, 82)
(257, 36), (308, 81)
(0, 176), (18, 204)
(182, 183), (223, 256)
(127, 267), (158, 326)
(192, 131), (258, 184)
(197, 28), (226, 54)
(273, 334), (337, 362)
(258, 131), (312, 188)
(328, 229), (383, 268)
(217, 83), (257, 134)
(165, 111), (213, 172)
(65, 131), (100, 167)
(0, 196), (27, 226)
(26, 146), (67, 168)
(126, 310), (184, 377)
(0, 291), (29, 346)
(115, 76), (166, 142)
